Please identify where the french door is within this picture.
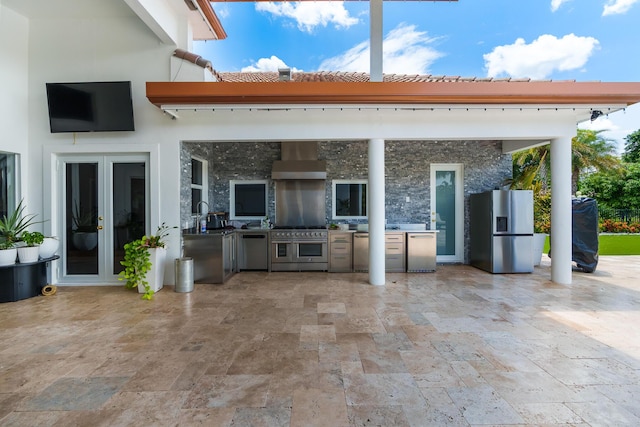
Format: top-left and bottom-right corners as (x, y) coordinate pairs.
(430, 164), (464, 263)
(57, 154), (148, 284)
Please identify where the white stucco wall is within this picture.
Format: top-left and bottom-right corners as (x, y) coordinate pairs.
(0, 5), (29, 196)
(14, 3), (188, 283)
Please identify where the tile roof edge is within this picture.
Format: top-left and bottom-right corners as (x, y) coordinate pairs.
(213, 70), (584, 83)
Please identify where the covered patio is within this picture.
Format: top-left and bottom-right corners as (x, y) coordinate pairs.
(2, 257), (639, 425)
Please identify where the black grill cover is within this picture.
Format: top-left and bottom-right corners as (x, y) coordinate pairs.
(572, 197), (599, 273)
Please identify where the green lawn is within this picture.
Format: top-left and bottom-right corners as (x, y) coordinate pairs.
(542, 234), (640, 255)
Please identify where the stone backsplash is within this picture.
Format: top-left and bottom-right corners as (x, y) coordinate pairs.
(181, 140), (512, 261)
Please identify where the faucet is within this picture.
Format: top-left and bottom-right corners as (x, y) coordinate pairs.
(196, 201), (210, 232)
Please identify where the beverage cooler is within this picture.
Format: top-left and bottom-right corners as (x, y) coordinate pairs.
(470, 190), (534, 273)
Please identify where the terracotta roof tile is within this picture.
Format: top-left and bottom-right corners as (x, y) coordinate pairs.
(215, 71), (576, 83)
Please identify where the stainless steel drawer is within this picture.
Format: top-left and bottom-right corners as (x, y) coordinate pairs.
(330, 233), (352, 244)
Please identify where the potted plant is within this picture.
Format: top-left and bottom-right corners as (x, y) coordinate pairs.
(119, 223), (176, 300)
(0, 240), (17, 266)
(71, 201), (98, 251)
(39, 236), (60, 259)
(17, 231), (44, 263)
(0, 200), (40, 266)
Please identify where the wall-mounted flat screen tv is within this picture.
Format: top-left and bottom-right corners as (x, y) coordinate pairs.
(46, 81), (135, 133)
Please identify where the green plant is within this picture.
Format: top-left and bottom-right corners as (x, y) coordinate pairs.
(120, 237), (153, 299)
(21, 231), (44, 247)
(139, 223), (176, 249)
(533, 192), (551, 234)
(600, 219), (640, 233)
(0, 200), (40, 248)
(119, 223), (176, 300)
(0, 240), (14, 250)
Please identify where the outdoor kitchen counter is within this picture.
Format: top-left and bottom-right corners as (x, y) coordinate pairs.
(182, 231), (236, 283)
(352, 228), (439, 272)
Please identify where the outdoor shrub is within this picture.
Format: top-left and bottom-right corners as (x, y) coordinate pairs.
(534, 193), (551, 234)
(600, 219), (640, 233)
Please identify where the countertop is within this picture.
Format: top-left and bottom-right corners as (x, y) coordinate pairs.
(182, 226), (438, 235)
(182, 229), (234, 236)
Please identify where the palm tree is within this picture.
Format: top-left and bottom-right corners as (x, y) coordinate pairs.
(508, 129), (620, 234)
(570, 129), (619, 193)
(510, 129), (620, 194)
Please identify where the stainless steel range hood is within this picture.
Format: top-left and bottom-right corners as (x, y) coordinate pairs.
(272, 160), (327, 180)
(271, 142), (327, 180)
(272, 142), (327, 227)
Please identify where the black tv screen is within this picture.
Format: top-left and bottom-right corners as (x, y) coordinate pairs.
(46, 81), (135, 133)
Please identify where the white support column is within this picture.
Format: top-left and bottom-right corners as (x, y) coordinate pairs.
(370, 0), (383, 82)
(368, 138), (385, 285)
(550, 136), (573, 285)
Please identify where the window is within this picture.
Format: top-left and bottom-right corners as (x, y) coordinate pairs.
(332, 179), (367, 219)
(0, 153), (18, 219)
(230, 180), (268, 220)
(190, 157), (208, 214)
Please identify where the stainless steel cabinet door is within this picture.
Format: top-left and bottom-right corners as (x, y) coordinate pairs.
(353, 233), (369, 272)
(407, 233), (436, 272)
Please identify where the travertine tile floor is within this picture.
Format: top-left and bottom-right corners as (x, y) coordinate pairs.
(1, 256), (640, 426)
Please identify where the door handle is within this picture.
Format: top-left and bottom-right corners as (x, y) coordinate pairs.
(97, 225), (103, 230)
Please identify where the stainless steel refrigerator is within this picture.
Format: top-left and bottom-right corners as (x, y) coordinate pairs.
(470, 190), (534, 273)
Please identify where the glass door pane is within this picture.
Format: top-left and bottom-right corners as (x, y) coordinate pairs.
(65, 162), (99, 275)
(0, 153), (18, 218)
(431, 164), (464, 263)
(112, 162), (146, 274)
(435, 170), (456, 256)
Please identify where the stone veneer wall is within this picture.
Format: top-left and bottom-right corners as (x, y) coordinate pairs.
(180, 142), (281, 227)
(181, 140), (512, 262)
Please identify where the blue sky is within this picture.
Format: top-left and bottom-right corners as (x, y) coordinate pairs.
(194, 0), (640, 152)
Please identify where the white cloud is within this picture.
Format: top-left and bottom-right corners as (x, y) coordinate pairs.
(216, 6), (230, 20)
(586, 104), (640, 154)
(318, 40), (370, 73)
(483, 34), (599, 80)
(241, 55), (302, 72)
(602, 0), (639, 16)
(318, 23), (443, 74)
(551, 0), (572, 12)
(256, 1), (358, 33)
(579, 115), (615, 133)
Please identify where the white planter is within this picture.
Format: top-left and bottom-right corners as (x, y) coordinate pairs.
(0, 248), (17, 266)
(17, 246), (40, 263)
(138, 247), (166, 294)
(39, 237), (60, 259)
(533, 233), (548, 266)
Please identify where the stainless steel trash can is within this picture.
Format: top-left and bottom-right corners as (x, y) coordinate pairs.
(174, 257), (194, 293)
